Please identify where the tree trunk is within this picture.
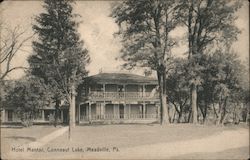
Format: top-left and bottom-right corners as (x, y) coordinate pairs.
(198, 104), (207, 124)
(216, 113), (221, 125)
(68, 85), (76, 140)
(178, 109), (183, 123)
(232, 104), (238, 124)
(54, 99), (60, 127)
(219, 97), (228, 125)
(173, 103), (182, 123)
(160, 89), (170, 125)
(246, 103), (249, 124)
(71, 93), (76, 128)
(172, 110), (176, 123)
(188, 109), (192, 123)
(216, 103), (222, 125)
(191, 84), (198, 124)
(157, 71), (170, 125)
(203, 103), (208, 124)
(221, 113), (228, 125)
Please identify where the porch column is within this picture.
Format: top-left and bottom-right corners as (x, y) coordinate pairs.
(128, 104), (131, 119)
(103, 102), (106, 119)
(113, 104), (115, 119)
(89, 86), (91, 94)
(5, 110), (9, 122)
(88, 103), (92, 120)
(143, 103), (146, 119)
(103, 84), (106, 99)
(100, 102), (105, 119)
(143, 84), (145, 98)
(41, 110), (45, 121)
(96, 103), (99, 119)
(61, 110), (63, 122)
(124, 102), (126, 119)
(1, 109), (5, 122)
(123, 84), (126, 99)
(78, 104), (81, 123)
(157, 104), (160, 119)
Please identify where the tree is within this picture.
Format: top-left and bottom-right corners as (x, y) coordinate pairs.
(209, 50), (245, 125)
(196, 54), (214, 123)
(0, 79), (15, 114)
(166, 58), (190, 123)
(5, 76), (52, 127)
(111, 0), (180, 125)
(28, 0), (89, 139)
(239, 61), (250, 124)
(0, 24), (32, 120)
(178, 0), (242, 124)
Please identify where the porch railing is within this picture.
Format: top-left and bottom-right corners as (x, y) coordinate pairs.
(88, 91), (158, 99)
(80, 114), (157, 121)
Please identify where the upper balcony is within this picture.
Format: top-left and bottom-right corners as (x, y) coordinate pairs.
(87, 91), (159, 101)
(78, 72), (159, 102)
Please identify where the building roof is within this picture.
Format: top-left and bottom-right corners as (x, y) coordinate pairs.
(85, 73), (158, 84)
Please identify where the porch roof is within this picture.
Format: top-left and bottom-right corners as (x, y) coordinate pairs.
(85, 73), (158, 84)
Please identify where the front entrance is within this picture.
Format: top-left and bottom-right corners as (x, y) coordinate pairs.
(79, 104), (88, 122)
(7, 110), (13, 122)
(105, 104), (114, 119)
(119, 104), (124, 119)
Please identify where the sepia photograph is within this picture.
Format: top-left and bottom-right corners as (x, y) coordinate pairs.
(0, 0), (249, 159)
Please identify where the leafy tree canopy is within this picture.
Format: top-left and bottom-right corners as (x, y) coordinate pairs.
(5, 76), (53, 120)
(28, 0), (90, 101)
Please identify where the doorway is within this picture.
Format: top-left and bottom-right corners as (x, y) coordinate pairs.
(80, 104), (88, 121)
(118, 85), (125, 98)
(7, 110), (13, 121)
(119, 104), (124, 119)
(62, 109), (69, 124)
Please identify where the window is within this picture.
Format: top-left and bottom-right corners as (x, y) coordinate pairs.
(44, 110), (54, 121)
(7, 110), (13, 121)
(118, 85), (124, 92)
(34, 110), (43, 120)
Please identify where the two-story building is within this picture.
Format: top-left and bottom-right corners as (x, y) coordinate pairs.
(1, 73), (160, 125)
(76, 73), (160, 124)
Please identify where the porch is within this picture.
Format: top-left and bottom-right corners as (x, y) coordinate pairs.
(78, 103), (160, 124)
(1, 108), (69, 124)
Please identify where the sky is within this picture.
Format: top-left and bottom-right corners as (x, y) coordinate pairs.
(0, 0), (249, 80)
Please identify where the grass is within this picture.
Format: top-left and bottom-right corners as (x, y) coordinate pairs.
(1, 125), (60, 157)
(49, 123), (249, 148)
(1, 123), (248, 159)
(42, 123), (248, 159)
(46, 124), (231, 148)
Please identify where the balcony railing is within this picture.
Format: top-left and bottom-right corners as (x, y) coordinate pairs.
(88, 91), (158, 100)
(80, 114), (157, 121)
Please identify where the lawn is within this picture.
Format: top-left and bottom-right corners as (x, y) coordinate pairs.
(45, 124), (232, 148)
(47, 123), (248, 147)
(30, 123), (249, 159)
(1, 123), (248, 159)
(0, 125), (61, 158)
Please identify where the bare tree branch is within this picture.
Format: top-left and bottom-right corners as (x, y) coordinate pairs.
(0, 66), (28, 81)
(0, 25), (34, 80)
